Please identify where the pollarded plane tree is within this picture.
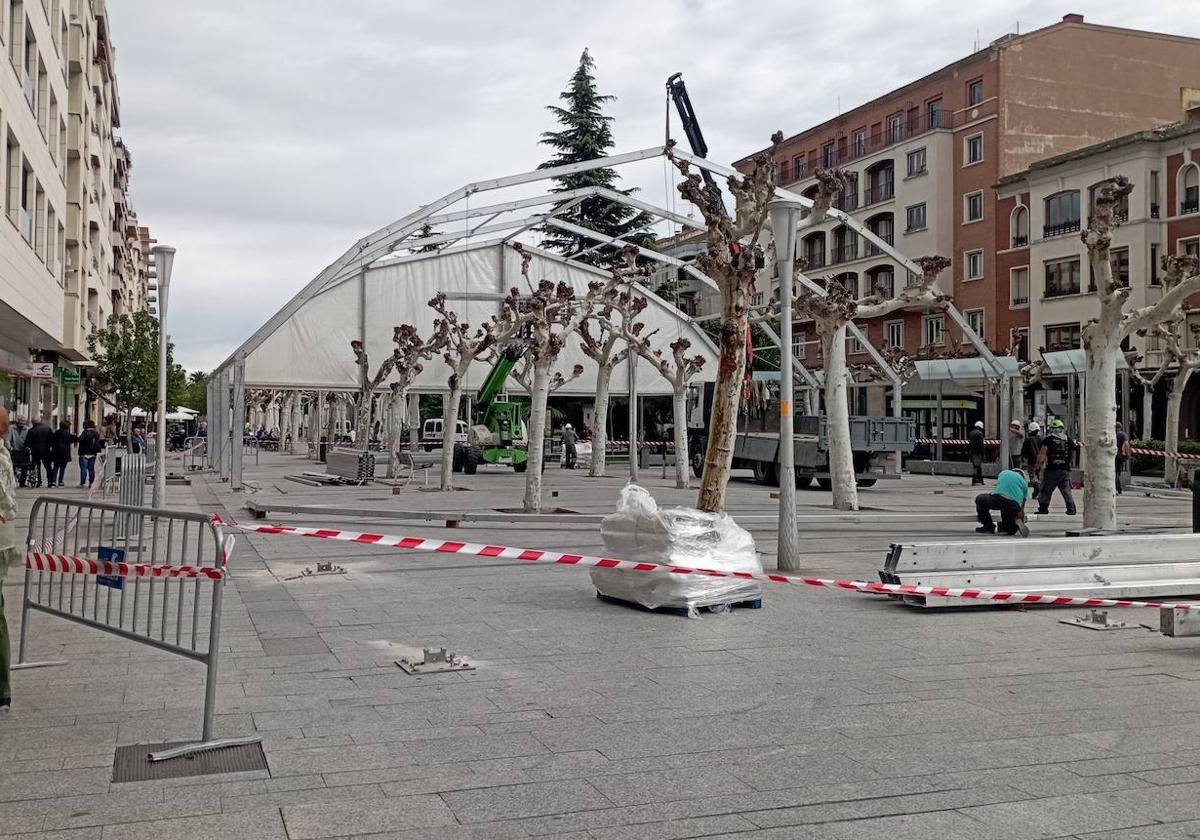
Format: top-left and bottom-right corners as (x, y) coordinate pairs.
(667, 138), (776, 512)
(381, 325), (437, 477)
(792, 256), (952, 511)
(511, 356), (585, 395)
(1127, 255), (1200, 485)
(642, 336), (706, 489)
(510, 241), (622, 512)
(428, 289), (523, 491)
(576, 244), (657, 477)
(1082, 178), (1200, 527)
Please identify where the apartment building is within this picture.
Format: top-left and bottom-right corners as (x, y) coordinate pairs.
(0, 0), (153, 427)
(997, 118), (1200, 439)
(725, 14), (1200, 427)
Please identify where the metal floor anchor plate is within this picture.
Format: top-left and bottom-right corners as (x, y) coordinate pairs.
(112, 740), (268, 783)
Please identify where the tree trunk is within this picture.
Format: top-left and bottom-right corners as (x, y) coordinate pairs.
(1082, 335), (1119, 530)
(1142, 385), (1154, 441)
(589, 364), (612, 477)
(325, 397), (338, 450)
(354, 393), (371, 451)
(821, 320), (858, 511)
(385, 387), (406, 479)
(439, 385), (462, 491)
(290, 394), (302, 452)
(523, 360), (552, 513)
(1165, 368), (1192, 486)
(672, 382), (689, 489)
(696, 291), (749, 512)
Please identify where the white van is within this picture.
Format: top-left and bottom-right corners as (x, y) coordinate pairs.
(421, 418), (469, 451)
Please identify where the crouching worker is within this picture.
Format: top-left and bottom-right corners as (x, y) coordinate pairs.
(975, 467), (1030, 537)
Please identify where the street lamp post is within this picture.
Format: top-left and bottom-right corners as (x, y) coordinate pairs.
(151, 245), (176, 509)
(767, 199), (802, 572)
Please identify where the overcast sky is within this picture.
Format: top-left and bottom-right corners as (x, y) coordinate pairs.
(105, 1), (1200, 372)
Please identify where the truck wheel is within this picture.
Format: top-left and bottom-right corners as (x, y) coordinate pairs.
(856, 478), (877, 488)
(752, 460), (778, 485)
(796, 474), (813, 489)
(513, 460), (527, 473)
(424, 444), (434, 452)
(816, 477), (832, 491)
(463, 448), (480, 475)
(452, 445), (465, 473)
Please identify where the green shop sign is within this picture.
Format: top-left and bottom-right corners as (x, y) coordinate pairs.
(58, 368), (81, 386)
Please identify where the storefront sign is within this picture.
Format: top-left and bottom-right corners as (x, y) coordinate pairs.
(24, 362), (54, 379)
(59, 368), (80, 386)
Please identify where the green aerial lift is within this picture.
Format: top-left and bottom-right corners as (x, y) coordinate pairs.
(455, 344), (531, 474)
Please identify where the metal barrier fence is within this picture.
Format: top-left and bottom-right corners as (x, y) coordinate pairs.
(13, 497), (259, 761)
(118, 453), (147, 536)
(183, 436), (208, 471)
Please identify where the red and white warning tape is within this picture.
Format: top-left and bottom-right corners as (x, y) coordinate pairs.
(25, 552), (225, 580)
(915, 438), (1001, 446)
(1130, 446), (1200, 461)
(223, 518), (1200, 611)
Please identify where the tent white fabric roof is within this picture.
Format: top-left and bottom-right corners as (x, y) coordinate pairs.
(240, 242), (719, 397)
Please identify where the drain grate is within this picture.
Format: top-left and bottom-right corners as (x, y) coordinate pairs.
(112, 740), (268, 783)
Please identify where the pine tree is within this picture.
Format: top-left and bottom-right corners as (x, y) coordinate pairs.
(538, 49), (655, 266)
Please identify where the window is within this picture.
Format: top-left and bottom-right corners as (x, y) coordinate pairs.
(1044, 190), (1081, 236)
(1150, 170), (1161, 218)
(1011, 206), (1029, 247)
(1182, 164), (1200, 215)
(1013, 327), (1029, 361)
(967, 78), (983, 106)
(965, 309), (985, 338)
(926, 97), (944, 129)
(886, 320), (903, 348)
(905, 203), (927, 232)
(1010, 267), (1030, 305)
(792, 155), (806, 181)
(848, 333), (865, 354)
(965, 134), (983, 165)
(853, 129), (866, 157)
(1045, 322), (1082, 351)
(822, 141), (835, 168)
(794, 330), (805, 359)
(1044, 256), (1081, 298)
(865, 161), (894, 203)
(1182, 238), (1200, 259)
(923, 314), (945, 347)
(751, 292), (763, 308)
(8, 2), (20, 72)
(887, 113), (903, 144)
(965, 191), (983, 222)
(1150, 244), (1160, 286)
(1111, 247), (1130, 288)
(965, 250), (983, 280)
(867, 267), (894, 297)
(4, 131), (16, 228)
(906, 147), (926, 177)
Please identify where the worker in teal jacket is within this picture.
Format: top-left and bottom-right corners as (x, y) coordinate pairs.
(975, 467), (1030, 537)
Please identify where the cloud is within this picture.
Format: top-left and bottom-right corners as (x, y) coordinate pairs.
(105, 0), (1200, 371)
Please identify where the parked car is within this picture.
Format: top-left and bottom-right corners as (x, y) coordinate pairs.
(421, 418), (469, 451)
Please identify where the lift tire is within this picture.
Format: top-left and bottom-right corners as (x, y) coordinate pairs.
(752, 460), (779, 485)
(463, 448), (480, 475)
(513, 461), (528, 473)
(856, 478), (877, 488)
(451, 445), (465, 473)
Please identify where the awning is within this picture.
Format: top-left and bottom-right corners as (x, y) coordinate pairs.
(1041, 348), (1129, 374)
(914, 356), (1021, 381)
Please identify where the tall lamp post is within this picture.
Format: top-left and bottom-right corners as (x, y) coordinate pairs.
(767, 199), (802, 572)
(151, 244), (176, 509)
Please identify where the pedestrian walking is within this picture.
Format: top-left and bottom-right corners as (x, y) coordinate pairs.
(975, 467), (1030, 537)
(4, 415), (32, 488)
(1035, 418), (1077, 515)
(128, 424), (146, 454)
(23, 419), (52, 488)
(0, 405), (18, 708)
(77, 419), (102, 487)
(968, 420), (986, 485)
(49, 421), (75, 488)
(1007, 420), (1024, 470)
(561, 423), (578, 470)
(1021, 420), (1042, 496)
(1115, 421), (1131, 495)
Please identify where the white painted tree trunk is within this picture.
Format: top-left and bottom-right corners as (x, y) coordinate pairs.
(589, 365), (612, 478)
(1082, 335), (1119, 530)
(325, 398), (337, 449)
(821, 320), (858, 511)
(671, 383), (689, 489)
(385, 388), (406, 479)
(1165, 368), (1192, 486)
(1142, 386), (1154, 441)
(290, 394), (302, 451)
(523, 361), (552, 513)
(439, 385), (462, 491)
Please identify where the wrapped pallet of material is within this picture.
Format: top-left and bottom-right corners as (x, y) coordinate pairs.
(592, 484), (762, 615)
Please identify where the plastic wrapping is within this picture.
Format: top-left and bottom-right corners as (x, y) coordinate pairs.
(591, 485), (762, 615)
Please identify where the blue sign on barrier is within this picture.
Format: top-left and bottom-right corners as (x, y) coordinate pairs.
(96, 546), (125, 590)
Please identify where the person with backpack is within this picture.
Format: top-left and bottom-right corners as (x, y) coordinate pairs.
(3, 415), (32, 488)
(23, 420), (53, 488)
(77, 419), (102, 488)
(1035, 418), (1077, 515)
(49, 421), (76, 488)
(1021, 420), (1042, 497)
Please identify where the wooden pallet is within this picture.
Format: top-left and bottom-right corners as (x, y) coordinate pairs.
(595, 591), (762, 617)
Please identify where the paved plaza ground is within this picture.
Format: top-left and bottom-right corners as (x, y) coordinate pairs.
(3, 450), (1200, 839)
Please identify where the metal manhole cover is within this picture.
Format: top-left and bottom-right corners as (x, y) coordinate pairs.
(112, 740), (268, 783)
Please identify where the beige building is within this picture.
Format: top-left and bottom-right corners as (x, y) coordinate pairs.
(0, 0), (153, 427)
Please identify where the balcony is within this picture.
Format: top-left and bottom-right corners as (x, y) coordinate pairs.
(1043, 219), (1081, 238)
(863, 181), (894, 205)
(833, 193), (859, 213)
(864, 232), (894, 257)
(803, 252), (827, 269)
(1183, 199), (1200, 215)
(1011, 235), (1029, 248)
(829, 244), (858, 265)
